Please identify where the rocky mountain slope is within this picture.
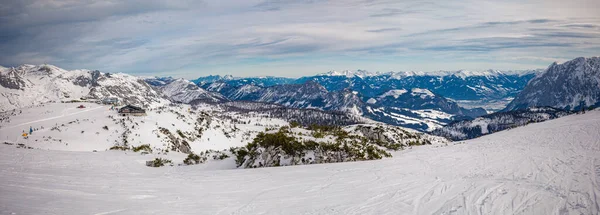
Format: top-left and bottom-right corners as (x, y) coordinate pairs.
(0, 64), (167, 111)
(505, 57), (600, 111)
(147, 77), (227, 104)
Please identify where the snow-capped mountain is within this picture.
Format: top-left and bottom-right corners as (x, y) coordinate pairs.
(362, 88), (486, 131)
(372, 88), (486, 118)
(505, 57), (600, 111)
(207, 81), (364, 114)
(319, 69), (539, 79)
(192, 75), (295, 87)
(0, 64), (167, 111)
(203, 81), (485, 131)
(321, 69), (386, 78)
(298, 71), (538, 101)
(194, 69), (538, 103)
(190, 75), (234, 86)
(150, 78), (227, 104)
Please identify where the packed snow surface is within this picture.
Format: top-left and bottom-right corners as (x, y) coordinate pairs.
(1, 110), (600, 214)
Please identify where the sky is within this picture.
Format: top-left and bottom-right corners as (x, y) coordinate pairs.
(0, 0), (599, 78)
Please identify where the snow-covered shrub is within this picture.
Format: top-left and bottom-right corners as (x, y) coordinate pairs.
(231, 126), (395, 168)
(132, 144), (152, 153)
(109, 145), (129, 151)
(183, 153), (205, 165)
(146, 158), (172, 167)
(212, 151), (230, 160)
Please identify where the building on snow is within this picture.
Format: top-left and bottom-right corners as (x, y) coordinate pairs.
(118, 105), (146, 116)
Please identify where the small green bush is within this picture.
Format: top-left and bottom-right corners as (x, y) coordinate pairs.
(211, 151), (229, 160)
(147, 158), (172, 167)
(109, 145), (129, 151)
(289, 121), (301, 128)
(184, 153), (202, 165)
(312, 131), (325, 138)
(132, 144), (152, 153)
(176, 129), (186, 139)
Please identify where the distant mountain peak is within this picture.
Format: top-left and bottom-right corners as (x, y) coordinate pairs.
(300, 80), (328, 91)
(322, 70), (385, 78)
(319, 69), (541, 78)
(505, 56), (600, 111)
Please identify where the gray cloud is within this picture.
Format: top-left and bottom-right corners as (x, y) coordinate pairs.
(562, 24), (600, 29)
(419, 39), (574, 52)
(534, 32), (598, 39)
(0, 0), (200, 31)
(366, 28), (402, 33)
(0, 0), (599, 78)
(253, 0), (322, 11)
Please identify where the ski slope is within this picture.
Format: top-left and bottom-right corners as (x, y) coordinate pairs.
(1, 110), (600, 214)
(0, 102), (291, 153)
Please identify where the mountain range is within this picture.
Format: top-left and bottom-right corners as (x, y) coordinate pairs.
(194, 69), (540, 102)
(1, 56), (598, 133)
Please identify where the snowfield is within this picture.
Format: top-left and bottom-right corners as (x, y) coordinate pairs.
(1, 109), (599, 214)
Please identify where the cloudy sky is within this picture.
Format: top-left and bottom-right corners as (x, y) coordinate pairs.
(1, 0), (599, 78)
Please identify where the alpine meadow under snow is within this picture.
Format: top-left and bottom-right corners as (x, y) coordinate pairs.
(1, 106), (599, 214)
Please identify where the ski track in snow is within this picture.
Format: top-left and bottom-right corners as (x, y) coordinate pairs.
(1, 111), (600, 214)
(0, 105), (105, 131)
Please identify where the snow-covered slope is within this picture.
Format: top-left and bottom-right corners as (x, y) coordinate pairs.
(0, 102), (289, 153)
(157, 78), (227, 104)
(0, 101), (438, 160)
(0, 64), (167, 111)
(505, 57), (600, 111)
(0, 65), (91, 111)
(1, 105), (599, 214)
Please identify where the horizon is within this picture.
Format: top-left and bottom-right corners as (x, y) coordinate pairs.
(1, 0), (599, 79)
(2, 62), (551, 79)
